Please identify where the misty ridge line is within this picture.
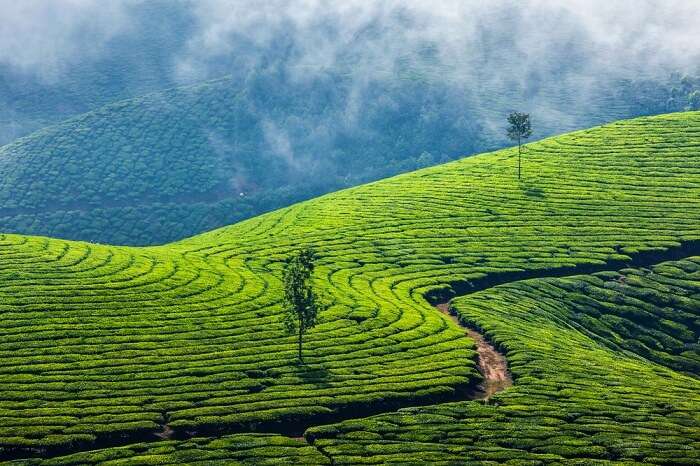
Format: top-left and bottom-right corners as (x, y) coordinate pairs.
(3, 1), (699, 87)
(0, 0), (698, 145)
(0, 0), (698, 247)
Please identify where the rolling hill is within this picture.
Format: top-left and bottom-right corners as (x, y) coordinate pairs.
(1, 64), (698, 246)
(309, 256), (700, 463)
(3, 0), (700, 250)
(1, 111), (699, 464)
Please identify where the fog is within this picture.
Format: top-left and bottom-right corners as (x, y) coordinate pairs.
(166, 0), (700, 158)
(177, 0), (700, 83)
(1, 1), (699, 158)
(2, 0), (698, 176)
(0, 0), (135, 81)
(2, 1), (698, 83)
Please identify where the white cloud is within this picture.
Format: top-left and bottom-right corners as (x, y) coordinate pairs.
(4, 1), (698, 85)
(0, 0), (134, 81)
(175, 0), (700, 83)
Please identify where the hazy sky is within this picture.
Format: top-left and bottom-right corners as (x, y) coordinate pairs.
(176, 0), (700, 81)
(1, 0), (698, 83)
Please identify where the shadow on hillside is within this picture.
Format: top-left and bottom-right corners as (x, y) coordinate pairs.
(520, 183), (545, 199)
(295, 363), (332, 388)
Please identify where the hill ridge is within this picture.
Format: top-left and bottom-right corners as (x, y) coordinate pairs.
(1, 111), (699, 463)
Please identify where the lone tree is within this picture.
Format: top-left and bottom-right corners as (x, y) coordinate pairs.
(506, 112), (533, 180)
(282, 248), (325, 364)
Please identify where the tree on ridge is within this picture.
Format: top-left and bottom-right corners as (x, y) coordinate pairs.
(282, 247), (326, 364)
(507, 112), (533, 180)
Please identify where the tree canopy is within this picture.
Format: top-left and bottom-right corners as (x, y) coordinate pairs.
(282, 248), (325, 363)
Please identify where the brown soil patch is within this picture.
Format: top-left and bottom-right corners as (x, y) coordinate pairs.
(154, 424), (174, 440)
(435, 303), (512, 400)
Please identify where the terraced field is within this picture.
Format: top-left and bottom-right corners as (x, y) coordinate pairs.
(10, 434), (329, 466)
(310, 257), (700, 464)
(1, 111), (699, 463)
(0, 233), (478, 457)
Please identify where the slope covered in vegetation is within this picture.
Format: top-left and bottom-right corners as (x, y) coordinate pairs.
(309, 257), (700, 464)
(11, 433), (329, 466)
(8, 257), (699, 465)
(0, 112), (699, 463)
(2, 66), (698, 246)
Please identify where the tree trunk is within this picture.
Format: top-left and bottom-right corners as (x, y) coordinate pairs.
(298, 325), (303, 364)
(517, 136), (522, 180)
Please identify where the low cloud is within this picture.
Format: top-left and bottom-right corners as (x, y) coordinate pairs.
(2, 0), (699, 152)
(0, 0), (134, 81)
(175, 0), (700, 85)
(4, 1), (698, 91)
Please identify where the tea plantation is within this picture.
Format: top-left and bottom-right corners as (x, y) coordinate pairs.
(308, 257), (700, 464)
(2, 65), (697, 246)
(1, 111), (699, 463)
(9, 434), (329, 466)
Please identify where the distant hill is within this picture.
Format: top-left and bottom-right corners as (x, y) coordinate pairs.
(0, 0), (192, 145)
(1, 67), (698, 245)
(1, 0), (699, 246)
(1, 112), (698, 463)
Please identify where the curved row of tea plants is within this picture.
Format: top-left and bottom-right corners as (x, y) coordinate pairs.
(308, 256), (700, 464)
(0, 233), (477, 459)
(8, 433), (328, 466)
(10, 259), (699, 464)
(0, 112), (699, 462)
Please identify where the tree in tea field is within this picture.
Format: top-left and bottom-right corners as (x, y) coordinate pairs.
(507, 111), (533, 179)
(282, 248), (326, 364)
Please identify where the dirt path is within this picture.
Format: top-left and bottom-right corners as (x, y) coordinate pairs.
(435, 303), (512, 400)
(154, 412), (174, 440)
(154, 424), (174, 440)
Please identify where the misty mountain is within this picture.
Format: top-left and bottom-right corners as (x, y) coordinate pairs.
(1, 63), (697, 245)
(0, 1), (192, 145)
(0, 0), (698, 244)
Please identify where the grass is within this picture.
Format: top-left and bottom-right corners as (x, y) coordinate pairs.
(0, 111), (699, 462)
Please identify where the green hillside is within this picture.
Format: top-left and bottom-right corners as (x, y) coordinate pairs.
(1, 112), (699, 463)
(0, 72), (487, 246)
(2, 0), (700, 250)
(11, 258), (699, 465)
(11, 434), (330, 465)
(309, 257), (700, 464)
(2, 66), (697, 246)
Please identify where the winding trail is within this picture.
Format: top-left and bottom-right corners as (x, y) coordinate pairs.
(435, 303), (512, 399)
